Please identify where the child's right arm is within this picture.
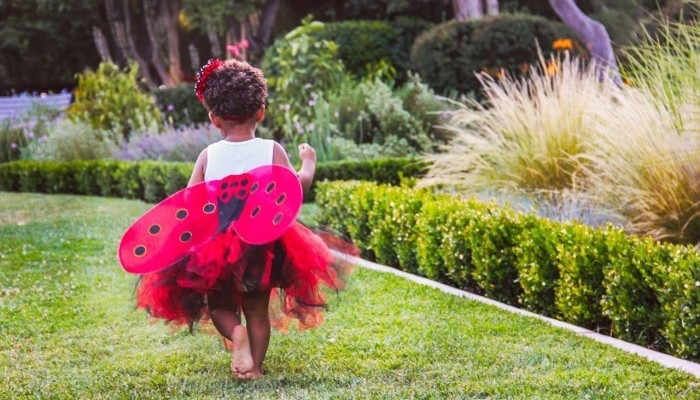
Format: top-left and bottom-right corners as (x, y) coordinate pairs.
(188, 149), (207, 187)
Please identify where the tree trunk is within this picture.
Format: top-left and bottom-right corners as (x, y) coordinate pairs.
(159, 0), (183, 85)
(453, 0), (483, 21)
(257, 0), (280, 48)
(548, 0), (621, 84)
(485, 0), (499, 16)
(119, 0), (157, 89)
(143, 0), (172, 86)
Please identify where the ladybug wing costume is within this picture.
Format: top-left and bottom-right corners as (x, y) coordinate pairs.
(118, 165), (351, 331)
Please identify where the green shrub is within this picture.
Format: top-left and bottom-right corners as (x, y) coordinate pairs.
(310, 20), (397, 79)
(0, 157), (425, 204)
(315, 180), (363, 237)
(411, 14), (562, 96)
(0, 121), (27, 163)
(649, 244), (700, 360)
(115, 162), (144, 200)
(310, 157), (429, 201)
(67, 61), (162, 139)
(602, 236), (666, 349)
(514, 217), (567, 317)
(415, 197), (460, 281)
(263, 19), (347, 141)
(555, 225), (626, 330)
(439, 199), (493, 292)
(152, 84), (209, 128)
(367, 185), (433, 273)
(469, 206), (529, 305)
(315, 179), (700, 360)
(138, 162), (191, 203)
(22, 119), (118, 162)
(305, 17), (434, 82)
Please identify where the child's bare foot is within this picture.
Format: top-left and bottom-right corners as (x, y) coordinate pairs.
(230, 325), (254, 377)
(234, 368), (264, 380)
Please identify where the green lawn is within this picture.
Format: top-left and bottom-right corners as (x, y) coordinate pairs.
(0, 192), (698, 399)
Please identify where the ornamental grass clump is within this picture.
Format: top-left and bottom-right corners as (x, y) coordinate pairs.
(420, 54), (614, 197)
(623, 14), (700, 126)
(586, 16), (700, 245)
(585, 89), (700, 244)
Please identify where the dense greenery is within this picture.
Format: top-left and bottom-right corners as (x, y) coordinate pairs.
(316, 180), (700, 361)
(0, 0), (101, 93)
(0, 157), (428, 203)
(411, 13), (564, 96)
(0, 192), (697, 398)
(67, 61), (162, 139)
(152, 84), (209, 128)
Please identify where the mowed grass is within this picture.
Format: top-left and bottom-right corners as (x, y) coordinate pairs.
(0, 192), (698, 400)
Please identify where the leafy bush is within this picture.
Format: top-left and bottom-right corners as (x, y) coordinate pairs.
(316, 180), (700, 361)
(602, 236), (667, 349)
(0, 121), (27, 163)
(468, 206), (530, 304)
(152, 84), (209, 128)
(368, 185), (433, 273)
(513, 216), (565, 317)
(554, 225), (625, 331)
(263, 19), (347, 141)
(653, 244), (700, 360)
(22, 119), (118, 162)
(310, 20), (397, 78)
(0, 103), (64, 163)
(0, 157), (427, 204)
(67, 61), (162, 139)
(306, 18), (434, 82)
(411, 13), (563, 96)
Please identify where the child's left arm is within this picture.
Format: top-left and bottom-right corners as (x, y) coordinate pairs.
(272, 142), (316, 193)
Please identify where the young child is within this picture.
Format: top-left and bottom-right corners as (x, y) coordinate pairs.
(135, 58), (351, 380)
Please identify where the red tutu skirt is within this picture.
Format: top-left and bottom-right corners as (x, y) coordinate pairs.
(135, 222), (355, 331)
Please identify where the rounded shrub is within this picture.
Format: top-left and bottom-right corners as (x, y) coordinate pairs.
(311, 20), (397, 78)
(310, 18), (434, 80)
(67, 61), (162, 139)
(411, 13), (564, 95)
(152, 84), (209, 128)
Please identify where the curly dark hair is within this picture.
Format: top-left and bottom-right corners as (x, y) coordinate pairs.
(201, 59), (268, 121)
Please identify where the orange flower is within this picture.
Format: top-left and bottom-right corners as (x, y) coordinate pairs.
(482, 66), (506, 79)
(545, 60), (559, 75)
(553, 38), (574, 51)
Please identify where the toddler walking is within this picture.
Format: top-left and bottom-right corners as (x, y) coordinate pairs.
(136, 59), (350, 380)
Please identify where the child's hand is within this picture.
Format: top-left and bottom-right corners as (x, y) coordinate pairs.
(298, 143), (316, 164)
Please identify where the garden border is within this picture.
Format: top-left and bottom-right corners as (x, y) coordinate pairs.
(331, 250), (700, 378)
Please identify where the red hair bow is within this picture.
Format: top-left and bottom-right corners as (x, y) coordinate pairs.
(195, 59), (224, 103)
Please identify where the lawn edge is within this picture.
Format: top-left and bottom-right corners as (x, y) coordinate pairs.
(331, 250), (700, 379)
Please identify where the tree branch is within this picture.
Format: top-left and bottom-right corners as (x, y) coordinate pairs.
(548, 0), (621, 84)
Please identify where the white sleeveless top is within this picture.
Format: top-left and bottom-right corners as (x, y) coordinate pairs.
(204, 138), (275, 181)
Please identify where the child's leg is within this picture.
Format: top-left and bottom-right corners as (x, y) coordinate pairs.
(207, 289), (254, 378)
(207, 287), (242, 340)
(240, 289), (271, 376)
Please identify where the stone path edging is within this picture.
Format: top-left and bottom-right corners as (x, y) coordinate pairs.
(331, 250), (700, 379)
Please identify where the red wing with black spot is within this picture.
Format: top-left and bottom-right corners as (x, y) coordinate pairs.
(118, 173), (252, 274)
(117, 166), (302, 274)
(233, 166), (303, 244)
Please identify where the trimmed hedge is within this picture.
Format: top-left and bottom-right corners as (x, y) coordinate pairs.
(315, 180), (700, 361)
(0, 157), (428, 203)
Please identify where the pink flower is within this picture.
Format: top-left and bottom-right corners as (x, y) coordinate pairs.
(227, 40), (250, 59)
(227, 45), (240, 58)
